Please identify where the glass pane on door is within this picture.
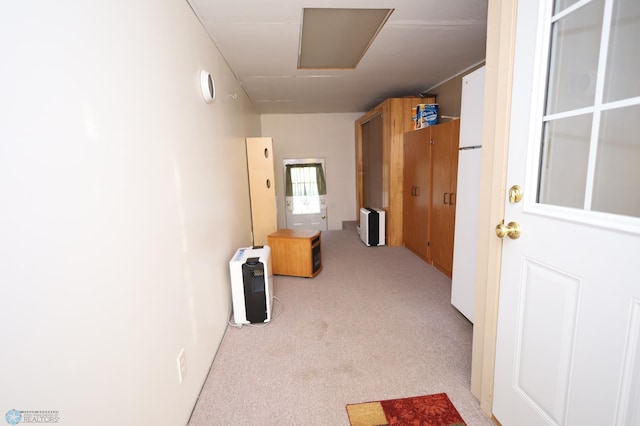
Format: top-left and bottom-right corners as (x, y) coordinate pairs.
(603, 0), (640, 102)
(554, 0), (581, 14)
(287, 165), (323, 214)
(536, 0), (640, 223)
(538, 114), (592, 208)
(591, 105), (640, 217)
(545, 0), (604, 115)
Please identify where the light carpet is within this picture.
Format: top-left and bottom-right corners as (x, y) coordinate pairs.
(188, 225), (494, 425)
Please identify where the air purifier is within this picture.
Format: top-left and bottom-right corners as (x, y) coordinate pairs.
(229, 246), (273, 325)
(358, 207), (386, 246)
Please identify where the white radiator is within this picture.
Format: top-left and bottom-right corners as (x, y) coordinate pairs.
(229, 246), (273, 325)
(358, 208), (385, 246)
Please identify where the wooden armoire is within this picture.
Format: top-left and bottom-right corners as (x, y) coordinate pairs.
(355, 96), (436, 246)
(403, 120), (460, 277)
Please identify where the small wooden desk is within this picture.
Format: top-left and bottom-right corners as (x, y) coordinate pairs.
(267, 229), (322, 278)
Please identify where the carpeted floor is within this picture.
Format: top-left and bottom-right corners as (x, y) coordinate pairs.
(188, 226), (494, 425)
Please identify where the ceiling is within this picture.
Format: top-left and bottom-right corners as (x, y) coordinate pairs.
(187, 0), (488, 114)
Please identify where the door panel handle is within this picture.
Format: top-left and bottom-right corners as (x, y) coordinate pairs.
(449, 193), (456, 205)
(443, 193), (448, 204)
(495, 221), (521, 239)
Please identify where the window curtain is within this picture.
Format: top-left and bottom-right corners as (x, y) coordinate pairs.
(285, 163), (326, 196)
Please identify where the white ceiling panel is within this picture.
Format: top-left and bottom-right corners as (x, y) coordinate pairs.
(204, 22), (300, 75)
(187, 0), (488, 113)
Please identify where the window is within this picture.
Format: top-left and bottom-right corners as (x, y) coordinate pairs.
(284, 162), (326, 214)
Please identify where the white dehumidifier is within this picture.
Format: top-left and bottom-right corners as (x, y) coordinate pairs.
(229, 246), (273, 325)
(358, 207), (386, 246)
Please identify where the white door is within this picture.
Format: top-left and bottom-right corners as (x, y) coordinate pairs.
(283, 159), (328, 231)
(493, 0), (640, 425)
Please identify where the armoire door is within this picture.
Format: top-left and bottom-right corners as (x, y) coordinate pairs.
(429, 120), (459, 276)
(403, 127), (430, 261)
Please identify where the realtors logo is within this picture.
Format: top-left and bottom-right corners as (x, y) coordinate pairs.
(5, 410), (21, 425)
(5, 410), (60, 424)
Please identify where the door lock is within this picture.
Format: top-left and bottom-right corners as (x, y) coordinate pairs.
(508, 185), (523, 203)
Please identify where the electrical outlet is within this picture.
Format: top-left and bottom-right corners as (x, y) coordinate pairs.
(177, 348), (187, 383)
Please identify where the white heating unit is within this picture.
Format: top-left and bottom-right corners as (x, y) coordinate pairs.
(229, 246), (273, 325)
(358, 207), (386, 246)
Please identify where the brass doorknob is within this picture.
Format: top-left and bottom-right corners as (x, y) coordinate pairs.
(496, 221), (521, 239)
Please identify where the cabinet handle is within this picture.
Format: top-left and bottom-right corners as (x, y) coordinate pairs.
(266, 179), (271, 189)
(443, 192), (448, 204)
(415, 187), (420, 196)
(449, 193), (456, 205)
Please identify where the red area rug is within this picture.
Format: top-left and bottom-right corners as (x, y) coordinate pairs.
(346, 393), (466, 426)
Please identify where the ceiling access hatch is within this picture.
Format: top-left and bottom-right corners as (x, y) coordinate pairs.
(298, 8), (394, 69)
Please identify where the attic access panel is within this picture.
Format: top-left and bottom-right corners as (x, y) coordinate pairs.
(298, 8), (394, 69)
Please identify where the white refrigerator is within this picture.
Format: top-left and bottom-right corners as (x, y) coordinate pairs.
(451, 66), (485, 323)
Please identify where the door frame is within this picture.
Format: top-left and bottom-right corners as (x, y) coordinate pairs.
(470, 0), (518, 416)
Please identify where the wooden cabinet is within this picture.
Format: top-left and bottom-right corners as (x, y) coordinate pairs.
(267, 229), (322, 278)
(402, 120), (460, 277)
(355, 96), (435, 247)
(246, 137), (277, 246)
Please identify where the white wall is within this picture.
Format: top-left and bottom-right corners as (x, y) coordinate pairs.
(0, 2), (260, 425)
(261, 113), (362, 230)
